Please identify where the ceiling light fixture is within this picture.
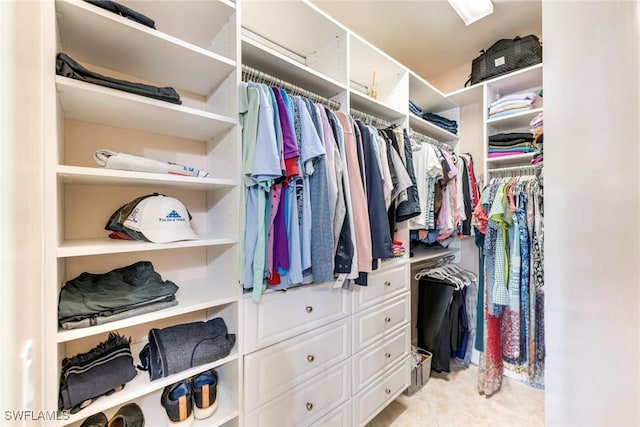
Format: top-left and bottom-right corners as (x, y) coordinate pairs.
(447, 0), (494, 26)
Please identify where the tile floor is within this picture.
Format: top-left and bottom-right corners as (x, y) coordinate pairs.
(368, 365), (544, 427)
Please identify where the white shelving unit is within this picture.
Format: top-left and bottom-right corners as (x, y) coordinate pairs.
(484, 64), (543, 175)
(240, 1), (466, 425)
(45, 1), (241, 426)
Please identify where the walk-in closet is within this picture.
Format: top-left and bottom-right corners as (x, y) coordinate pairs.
(1, 1), (638, 427)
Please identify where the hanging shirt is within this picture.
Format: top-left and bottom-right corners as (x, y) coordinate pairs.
(328, 110), (357, 280)
(297, 97), (334, 283)
(336, 112), (372, 278)
(356, 120), (394, 267)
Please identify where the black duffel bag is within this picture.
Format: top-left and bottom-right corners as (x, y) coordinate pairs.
(466, 35), (542, 86)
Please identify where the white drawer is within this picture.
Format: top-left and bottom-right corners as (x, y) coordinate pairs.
(353, 264), (409, 312)
(352, 292), (410, 353)
(352, 357), (412, 427)
(244, 283), (351, 353)
(245, 360), (351, 427)
(244, 318), (351, 411)
(310, 401), (351, 427)
(352, 324), (411, 393)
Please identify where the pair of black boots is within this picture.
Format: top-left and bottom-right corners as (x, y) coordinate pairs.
(80, 403), (144, 427)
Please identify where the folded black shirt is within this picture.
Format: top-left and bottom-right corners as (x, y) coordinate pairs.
(56, 52), (181, 105)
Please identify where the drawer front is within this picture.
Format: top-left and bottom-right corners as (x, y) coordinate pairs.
(352, 292), (410, 353)
(245, 360), (351, 427)
(244, 283), (351, 353)
(352, 324), (411, 393)
(353, 264), (409, 312)
(352, 357), (412, 427)
(310, 402), (351, 427)
(244, 318), (351, 411)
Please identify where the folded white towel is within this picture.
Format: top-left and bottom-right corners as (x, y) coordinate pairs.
(94, 149), (210, 177)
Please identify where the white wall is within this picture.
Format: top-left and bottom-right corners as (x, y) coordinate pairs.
(0, 2), (48, 425)
(0, 0), (17, 420)
(544, 1), (640, 425)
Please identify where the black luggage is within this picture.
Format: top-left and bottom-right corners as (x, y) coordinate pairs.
(466, 35), (542, 86)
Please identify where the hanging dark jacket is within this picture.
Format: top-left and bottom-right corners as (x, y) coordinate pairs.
(356, 120), (394, 269)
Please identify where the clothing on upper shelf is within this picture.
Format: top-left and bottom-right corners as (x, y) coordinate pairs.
(58, 261), (179, 330)
(529, 111), (544, 164)
(84, 0), (156, 28)
(472, 174), (544, 395)
(422, 112), (458, 135)
(56, 53), (182, 104)
(488, 91), (540, 119)
(408, 101), (458, 134)
(94, 149), (210, 177)
(408, 133), (480, 248)
(240, 82), (419, 299)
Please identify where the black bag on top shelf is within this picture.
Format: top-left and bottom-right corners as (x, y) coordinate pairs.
(465, 35), (542, 86)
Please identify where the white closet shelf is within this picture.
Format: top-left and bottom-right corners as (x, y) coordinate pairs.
(57, 236), (237, 258)
(486, 152), (536, 167)
(408, 114), (458, 143)
(56, 0), (236, 96)
(60, 350), (239, 426)
(57, 280), (238, 343)
(57, 166), (238, 191)
(446, 84), (483, 107)
(485, 63), (543, 95)
(350, 91), (405, 122)
(349, 33), (406, 89)
(117, 0), (236, 52)
(486, 107), (543, 131)
(408, 71), (455, 113)
(241, 35), (347, 99)
(56, 76), (236, 142)
(242, 0), (346, 60)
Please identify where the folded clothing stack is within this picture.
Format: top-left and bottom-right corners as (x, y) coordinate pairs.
(58, 261), (179, 330)
(530, 111), (544, 165)
(422, 112), (458, 135)
(392, 240), (406, 257)
(59, 332), (137, 412)
(488, 91), (539, 120)
(138, 317), (236, 381)
(56, 52), (181, 105)
(106, 194), (198, 243)
(95, 149), (210, 177)
(488, 132), (535, 158)
(409, 100), (423, 117)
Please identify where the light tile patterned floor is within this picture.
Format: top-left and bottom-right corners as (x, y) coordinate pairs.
(367, 365), (544, 427)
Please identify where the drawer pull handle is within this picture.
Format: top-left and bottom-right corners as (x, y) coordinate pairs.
(385, 388), (391, 394)
(307, 354), (315, 363)
(305, 306), (313, 313)
(385, 352), (391, 358)
(384, 316), (391, 323)
(384, 281), (391, 287)
(306, 402), (313, 411)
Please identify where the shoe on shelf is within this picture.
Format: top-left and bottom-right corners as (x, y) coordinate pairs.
(80, 412), (108, 427)
(192, 370), (218, 420)
(107, 403), (144, 427)
(161, 381), (194, 427)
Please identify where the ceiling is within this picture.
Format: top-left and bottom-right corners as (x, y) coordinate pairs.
(312, 0), (542, 86)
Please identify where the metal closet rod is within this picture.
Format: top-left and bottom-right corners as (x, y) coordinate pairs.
(488, 164), (537, 176)
(408, 128), (452, 153)
(241, 65), (341, 110)
(349, 108), (396, 128)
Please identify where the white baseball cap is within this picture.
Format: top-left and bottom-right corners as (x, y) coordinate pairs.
(123, 195), (198, 243)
